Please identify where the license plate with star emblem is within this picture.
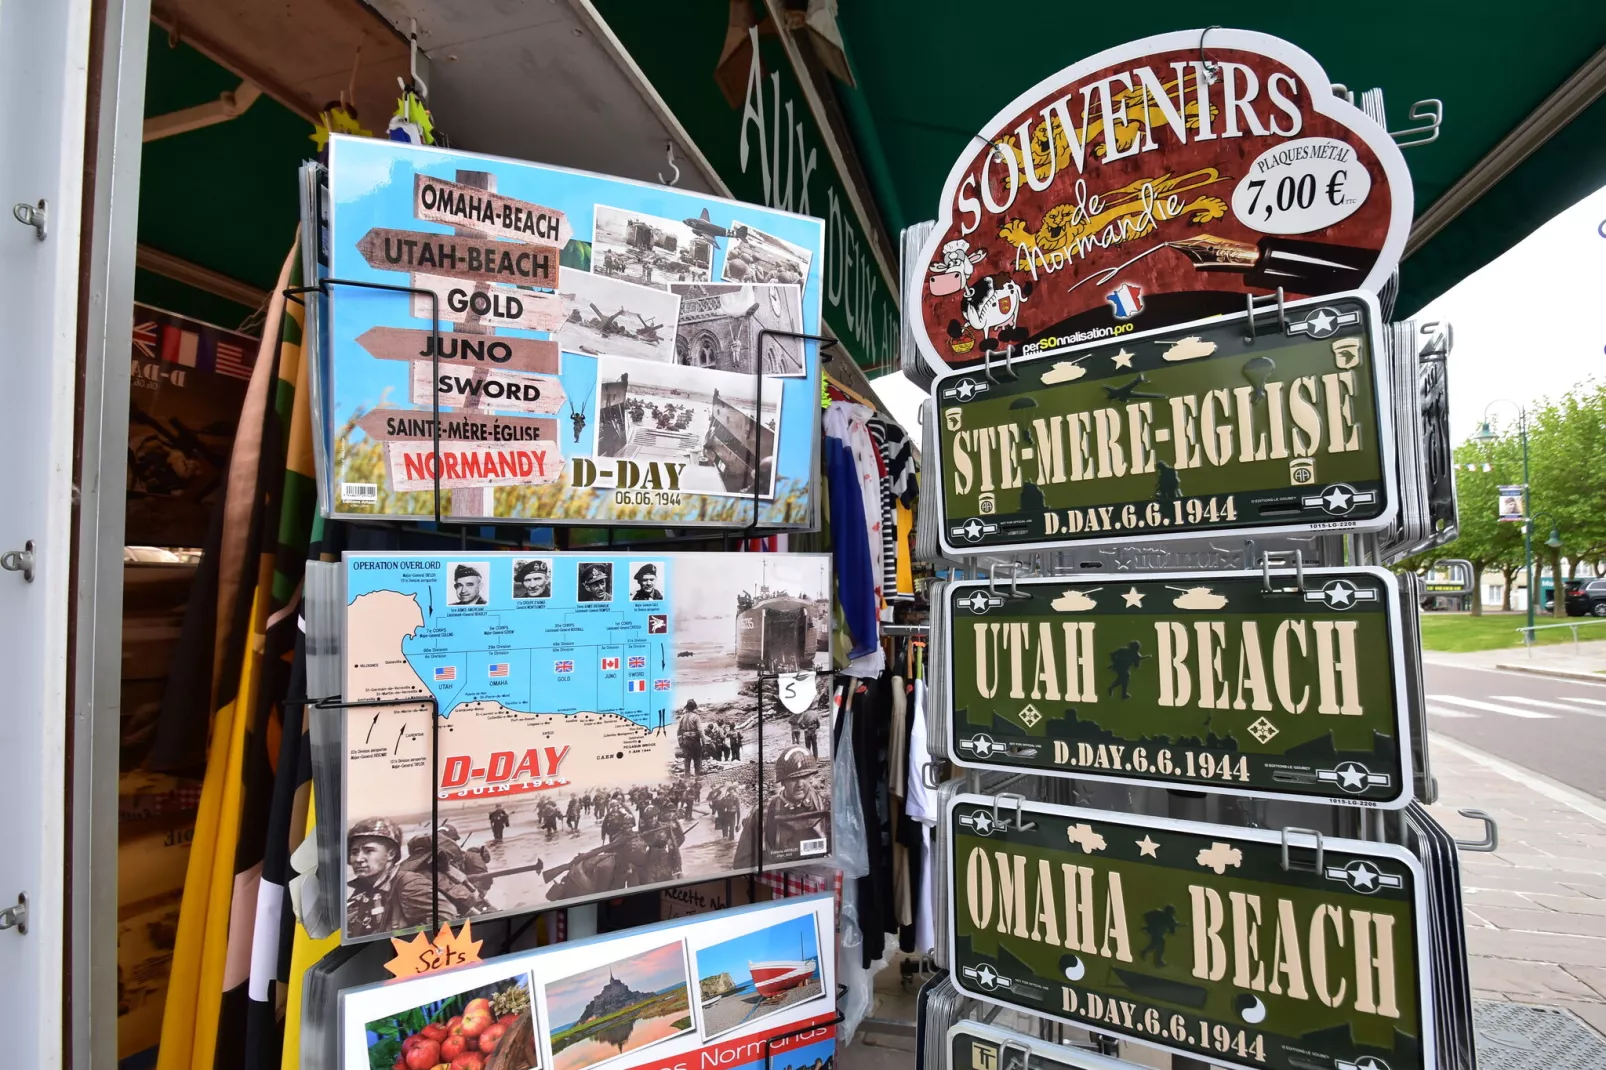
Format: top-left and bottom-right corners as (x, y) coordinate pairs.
(938, 568), (1412, 807)
(931, 291), (1397, 557)
(945, 794), (1434, 1070)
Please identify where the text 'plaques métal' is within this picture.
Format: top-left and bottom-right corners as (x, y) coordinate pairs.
(933, 291), (1396, 557)
(947, 795), (1433, 1070)
(942, 568), (1411, 807)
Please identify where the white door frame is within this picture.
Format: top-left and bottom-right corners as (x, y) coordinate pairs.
(70, 0), (148, 1065)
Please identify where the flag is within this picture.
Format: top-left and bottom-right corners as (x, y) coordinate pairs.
(600, 656), (620, 671)
(488, 662), (510, 678)
(628, 656), (646, 669)
(215, 341), (254, 380)
(434, 665), (457, 681)
(553, 659), (573, 673)
(627, 679), (646, 693)
(133, 317), (159, 359)
(161, 323), (201, 366)
(654, 679), (671, 691)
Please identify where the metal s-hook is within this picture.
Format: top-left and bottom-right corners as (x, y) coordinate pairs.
(1199, 25), (1222, 85)
(659, 141), (681, 186)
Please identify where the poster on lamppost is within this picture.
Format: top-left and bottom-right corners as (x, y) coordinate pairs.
(908, 28), (1413, 381)
(338, 551), (833, 943)
(1496, 485), (1526, 522)
(939, 569), (1411, 807)
(318, 136), (824, 527)
(932, 290), (1396, 557)
(945, 795), (1433, 1070)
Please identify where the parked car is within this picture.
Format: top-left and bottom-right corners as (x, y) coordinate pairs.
(1563, 579), (1606, 617)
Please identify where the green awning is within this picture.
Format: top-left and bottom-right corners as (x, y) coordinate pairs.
(832, 7), (1606, 317)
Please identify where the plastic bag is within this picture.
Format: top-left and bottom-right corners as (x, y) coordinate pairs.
(832, 698), (870, 879)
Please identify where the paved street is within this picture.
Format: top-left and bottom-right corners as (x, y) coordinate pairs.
(1423, 660), (1606, 798)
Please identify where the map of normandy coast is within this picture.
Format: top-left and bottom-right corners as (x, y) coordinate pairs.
(344, 588), (676, 829)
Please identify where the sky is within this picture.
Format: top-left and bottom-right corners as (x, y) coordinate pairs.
(694, 913), (820, 986)
(545, 942), (688, 1029)
(869, 183), (1606, 447)
(1417, 184), (1606, 442)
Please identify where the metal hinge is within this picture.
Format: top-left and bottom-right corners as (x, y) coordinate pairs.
(0, 893), (27, 934)
(0, 541), (34, 582)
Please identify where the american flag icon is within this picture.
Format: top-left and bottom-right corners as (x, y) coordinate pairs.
(434, 665), (457, 682)
(628, 656), (646, 669)
(488, 662), (509, 678)
(600, 656), (621, 671)
(553, 660), (574, 674)
(627, 679), (646, 693)
(654, 679), (671, 691)
(214, 341), (253, 380)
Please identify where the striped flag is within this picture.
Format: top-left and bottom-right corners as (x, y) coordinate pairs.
(215, 341), (254, 380)
(434, 665), (457, 682)
(161, 323), (201, 367)
(627, 679), (646, 692)
(488, 662), (509, 678)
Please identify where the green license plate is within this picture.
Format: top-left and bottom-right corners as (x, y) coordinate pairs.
(934, 292), (1396, 556)
(942, 569), (1411, 807)
(947, 795), (1432, 1070)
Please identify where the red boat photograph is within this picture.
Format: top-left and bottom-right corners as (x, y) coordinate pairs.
(694, 914), (824, 1040)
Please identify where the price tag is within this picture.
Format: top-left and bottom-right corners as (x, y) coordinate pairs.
(1231, 136), (1373, 235)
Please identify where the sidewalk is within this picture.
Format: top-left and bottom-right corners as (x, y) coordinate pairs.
(1429, 731), (1606, 1035)
(1423, 637), (1606, 681)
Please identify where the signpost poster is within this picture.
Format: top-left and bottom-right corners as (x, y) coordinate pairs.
(322, 136), (825, 527)
(1496, 485), (1526, 522)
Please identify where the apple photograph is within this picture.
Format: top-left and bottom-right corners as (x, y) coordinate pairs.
(545, 941), (694, 1070)
(364, 975), (537, 1070)
(694, 912), (824, 1040)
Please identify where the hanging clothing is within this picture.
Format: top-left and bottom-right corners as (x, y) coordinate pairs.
(824, 432), (877, 660)
(824, 401), (885, 677)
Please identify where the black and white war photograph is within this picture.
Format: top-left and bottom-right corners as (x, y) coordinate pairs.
(556, 269), (681, 363)
(591, 205), (714, 290)
(339, 555), (834, 938)
(512, 557), (552, 599)
(449, 561), (491, 606)
(591, 355), (782, 498)
(720, 221), (812, 286)
(669, 283), (807, 377)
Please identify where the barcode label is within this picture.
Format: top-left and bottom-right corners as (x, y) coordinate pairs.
(799, 837), (827, 857)
(341, 482), (379, 503)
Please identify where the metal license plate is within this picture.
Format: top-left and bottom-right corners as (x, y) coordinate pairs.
(942, 569), (1411, 807)
(947, 1021), (1131, 1070)
(946, 795), (1433, 1070)
(933, 291), (1396, 556)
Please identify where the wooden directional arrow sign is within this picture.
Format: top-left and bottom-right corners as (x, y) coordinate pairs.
(354, 408), (558, 445)
(940, 568), (1412, 807)
(354, 326), (560, 375)
(414, 173), (572, 246)
(357, 227), (560, 288)
(409, 362), (566, 416)
(947, 795), (1433, 1070)
(409, 274), (565, 333)
(932, 291), (1396, 557)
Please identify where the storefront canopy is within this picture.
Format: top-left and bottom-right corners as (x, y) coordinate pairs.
(830, 6), (1606, 317)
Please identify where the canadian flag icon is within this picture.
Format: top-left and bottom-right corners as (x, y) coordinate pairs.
(600, 656), (621, 671)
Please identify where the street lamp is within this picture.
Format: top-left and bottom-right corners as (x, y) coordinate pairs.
(1476, 401), (1537, 634)
(1532, 509), (1564, 617)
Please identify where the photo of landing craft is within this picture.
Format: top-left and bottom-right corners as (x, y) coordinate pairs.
(735, 583), (820, 673)
(704, 390), (773, 495)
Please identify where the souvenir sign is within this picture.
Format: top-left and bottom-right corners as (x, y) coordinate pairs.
(320, 136), (823, 526)
(940, 569), (1411, 807)
(946, 795), (1433, 1070)
(947, 1021), (1137, 1070)
(911, 28), (1412, 379)
(933, 291), (1395, 557)
(341, 894), (837, 1070)
(339, 552), (833, 942)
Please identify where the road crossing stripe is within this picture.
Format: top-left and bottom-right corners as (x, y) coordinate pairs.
(1563, 696), (1606, 708)
(1492, 695), (1587, 711)
(1426, 695), (1557, 719)
(1426, 704), (1478, 718)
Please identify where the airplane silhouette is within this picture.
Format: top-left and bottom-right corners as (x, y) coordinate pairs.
(1103, 374), (1166, 401)
(682, 207), (731, 247)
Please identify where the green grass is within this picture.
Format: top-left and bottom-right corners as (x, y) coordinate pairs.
(1418, 612), (1606, 652)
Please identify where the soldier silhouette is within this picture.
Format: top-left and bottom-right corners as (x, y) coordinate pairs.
(1106, 640), (1147, 700)
(1140, 905), (1179, 966)
(1154, 461), (1183, 503)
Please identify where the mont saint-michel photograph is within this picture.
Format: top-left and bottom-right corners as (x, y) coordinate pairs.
(545, 941), (693, 1070)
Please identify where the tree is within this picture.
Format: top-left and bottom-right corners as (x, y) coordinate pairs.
(1526, 382), (1606, 614)
(1442, 437), (1526, 615)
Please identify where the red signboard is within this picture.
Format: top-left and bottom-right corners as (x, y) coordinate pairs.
(912, 28), (1412, 377)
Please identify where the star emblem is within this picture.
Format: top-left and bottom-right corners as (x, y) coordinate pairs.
(962, 518), (986, 542)
(1121, 586), (1145, 607)
(964, 590), (994, 614)
(1111, 348), (1135, 369)
(972, 811), (995, 835)
(1336, 762), (1368, 791)
(1324, 580), (1355, 608)
(1307, 309), (1338, 336)
(1355, 1056), (1390, 1070)
(1348, 861), (1378, 891)
(1322, 485), (1354, 513)
(1136, 836), (1159, 858)
(976, 963), (998, 988)
(968, 734), (999, 758)
(955, 379), (977, 401)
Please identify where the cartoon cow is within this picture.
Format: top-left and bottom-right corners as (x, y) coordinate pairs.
(930, 239), (1030, 354)
(929, 238), (984, 296)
